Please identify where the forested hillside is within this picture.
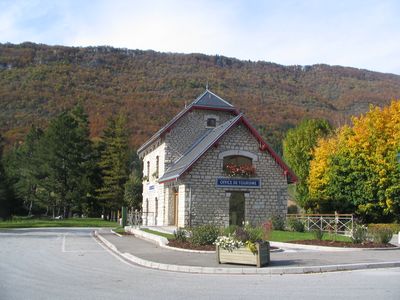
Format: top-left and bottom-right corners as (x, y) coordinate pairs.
(1, 42), (400, 153)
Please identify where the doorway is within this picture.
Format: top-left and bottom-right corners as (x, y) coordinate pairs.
(229, 192), (245, 226)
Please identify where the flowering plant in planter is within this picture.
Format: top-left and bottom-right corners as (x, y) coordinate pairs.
(214, 235), (244, 252)
(224, 163), (256, 177)
(214, 224), (268, 254)
(215, 224), (271, 267)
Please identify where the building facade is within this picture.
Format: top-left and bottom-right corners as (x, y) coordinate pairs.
(138, 90), (296, 228)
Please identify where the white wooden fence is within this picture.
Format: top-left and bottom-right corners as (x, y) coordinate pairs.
(287, 214), (354, 235)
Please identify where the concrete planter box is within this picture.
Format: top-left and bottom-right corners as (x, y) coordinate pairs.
(217, 241), (270, 268)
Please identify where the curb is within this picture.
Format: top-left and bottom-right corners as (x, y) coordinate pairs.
(125, 226), (399, 253)
(94, 230), (400, 275)
(111, 229), (123, 237)
(270, 241), (400, 252)
(125, 227), (215, 254)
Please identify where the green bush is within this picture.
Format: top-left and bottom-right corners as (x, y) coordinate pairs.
(173, 228), (187, 243)
(244, 225), (264, 242)
(223, 225), (239, 236)
(190, 224), (220, 246)
(351, 224), (368, 244)
(287, 205), (298, 214)
(368, 225), (393, 244)
(312, 229), (324, 240)
(368, 223), (400, 235)
(287, 218), (305, 232)
(233, 227), (250, 242)
(271, 215), (285, 231)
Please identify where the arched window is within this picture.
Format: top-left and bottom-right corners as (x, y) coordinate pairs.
(155, 156), (159, 178)
(223, 155), (255, 177)
(146, 161), (150, 181)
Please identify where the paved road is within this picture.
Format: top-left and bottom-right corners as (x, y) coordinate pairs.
(1, 228), (399, 300)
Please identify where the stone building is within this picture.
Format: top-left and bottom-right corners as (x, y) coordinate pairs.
(137, 90), (296, 228)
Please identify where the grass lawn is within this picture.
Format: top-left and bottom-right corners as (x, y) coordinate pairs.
(0, 218), (118, 229)
(270, 230), (351, 242)
(141, 228), (351, 242)
(141, 228), (175, 239)
(112, 226), (126, 235)
(140, 228), (351, 243)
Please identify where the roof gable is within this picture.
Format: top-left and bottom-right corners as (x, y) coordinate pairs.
(192, 90), (234, 109)
(158, 114), (297, 184)
(137, 90), (238, 155)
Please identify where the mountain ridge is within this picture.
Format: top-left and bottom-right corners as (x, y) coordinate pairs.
(1, 42), (400, 153)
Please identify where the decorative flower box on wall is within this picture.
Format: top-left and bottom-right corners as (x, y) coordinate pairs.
(216, 241), (270, 268)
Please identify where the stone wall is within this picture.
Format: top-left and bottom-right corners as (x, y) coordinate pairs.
(164, 110), (234, 169)
(142, 142), (166, 226)
(181, 123), (288, 227)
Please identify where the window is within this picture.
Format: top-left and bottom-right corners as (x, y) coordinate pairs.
(207, 118), (217, 127)
(223, 155), (255, 177)
(156, 156), (159, 178)
(155, 198), (158, 225)
(147, 161), (150, 181)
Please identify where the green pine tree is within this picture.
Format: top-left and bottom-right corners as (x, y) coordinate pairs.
(97, 114), (130, 218)
(39, 106), (95, 218)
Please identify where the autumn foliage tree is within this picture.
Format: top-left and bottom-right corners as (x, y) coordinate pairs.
(308, 100), (400, 222)
(283, 119), (332, 210)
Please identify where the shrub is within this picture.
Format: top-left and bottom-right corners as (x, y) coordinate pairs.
(223, 225), (239, 236)
(271, 215), (285, 231)
(190, 224), (220, 246)
(244, 224), (264, 242)
(368, 223), (400, 235)
(312, 229), (324, 240)
(261, 220), (273, 240)
(351, 224), (368, 244)
(234, 227), (250, 242)
(368, 225), (393, 244)
(173, 228), (187, 243)
(287, 205), (298, 214)
(287, 218), (305, 232)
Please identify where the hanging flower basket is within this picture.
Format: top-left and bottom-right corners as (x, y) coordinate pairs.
(225, 163), (256, 177)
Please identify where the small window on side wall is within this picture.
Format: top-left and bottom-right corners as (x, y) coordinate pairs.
(146, 161), (150, 182)
(207, 118), (217, 127)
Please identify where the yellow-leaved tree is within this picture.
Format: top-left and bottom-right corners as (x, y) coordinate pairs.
(308, 100), (400, 222)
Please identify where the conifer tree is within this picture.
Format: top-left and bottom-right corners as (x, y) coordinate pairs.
(0, 133), (12, 218)
(39, 106), (95, 218)
(97, 114), (129, 218)
(124, 151), (143, 210)
(5, 126), (45, 215)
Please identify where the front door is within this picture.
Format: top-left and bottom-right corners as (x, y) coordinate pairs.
(173, 189), (179, 226)
(229, 192), (245, 226)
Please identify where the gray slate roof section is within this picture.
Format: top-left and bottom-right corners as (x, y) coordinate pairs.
(137, 90), (235, 154)
(193, 90), (234, 108)
(159, 114), (242, 182)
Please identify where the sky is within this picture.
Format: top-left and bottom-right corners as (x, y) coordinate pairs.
(1, 0), (399, 75)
